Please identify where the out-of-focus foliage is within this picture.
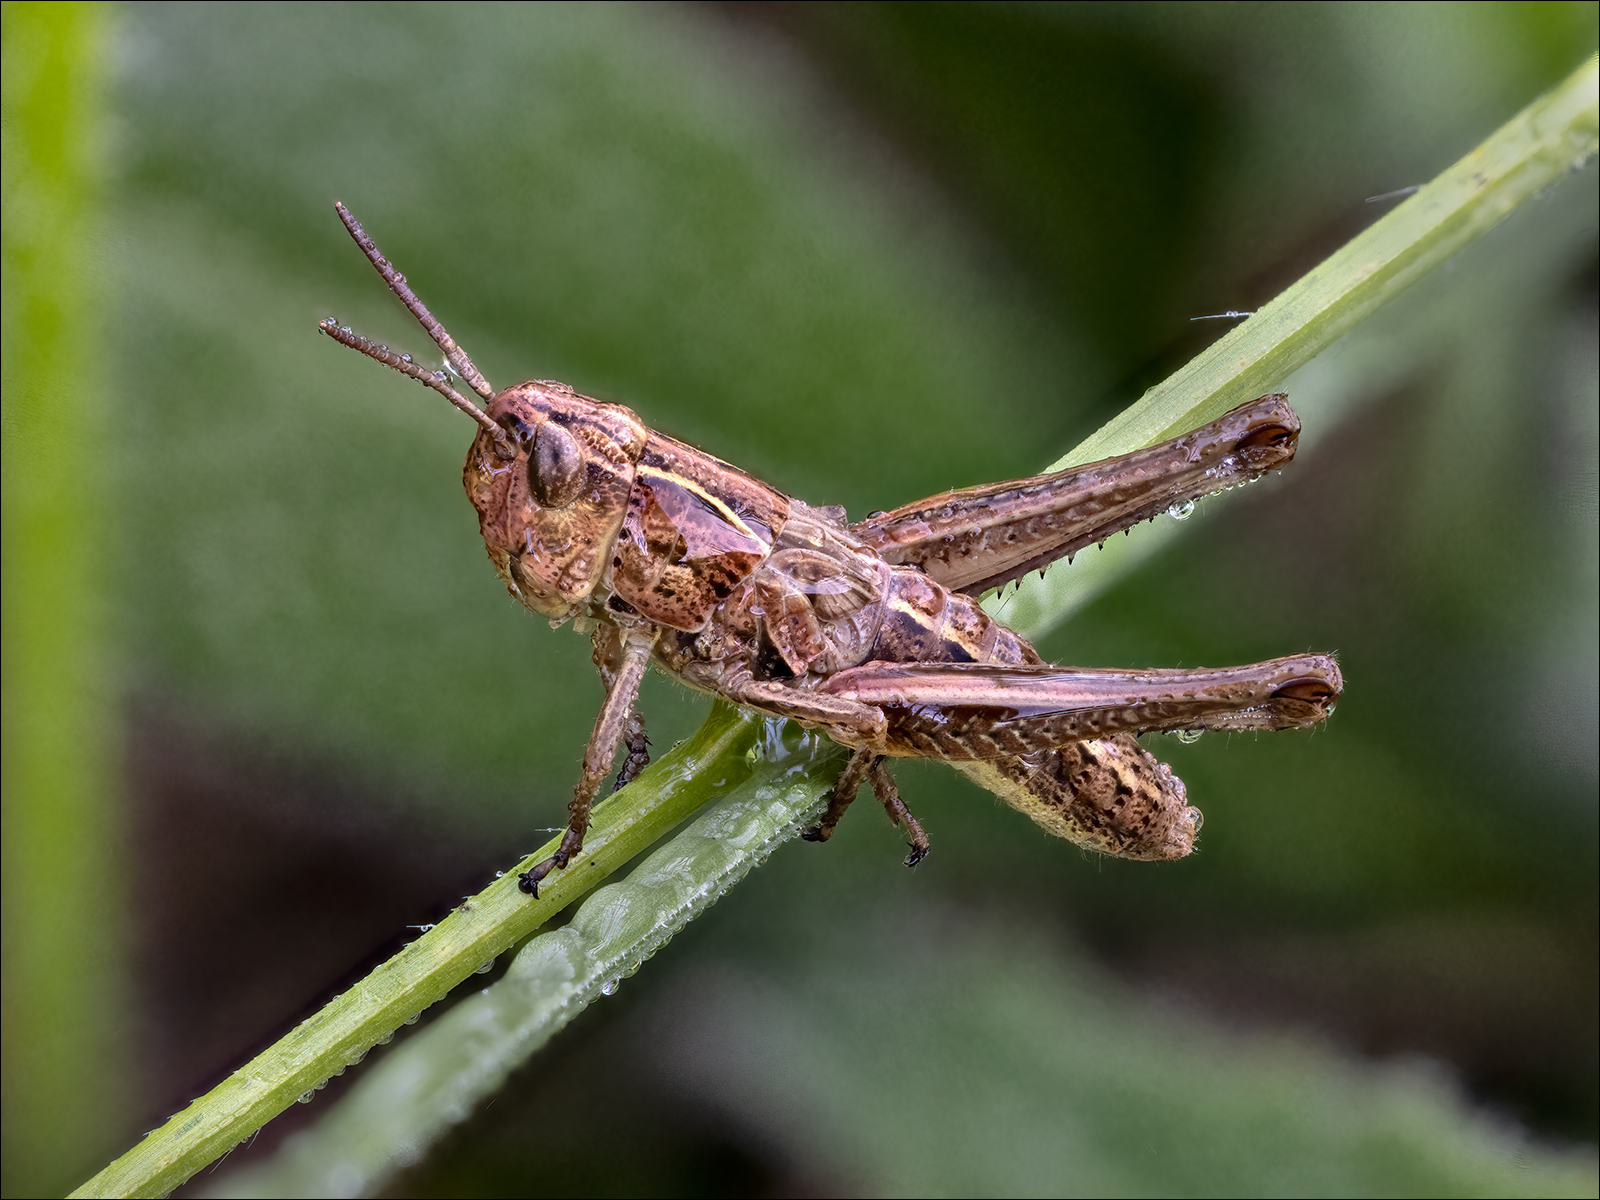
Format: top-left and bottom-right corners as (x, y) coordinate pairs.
(6, 2), (1594, 1196)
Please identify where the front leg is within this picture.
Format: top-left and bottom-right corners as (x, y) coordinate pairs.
(520, 627), (658, 897)
(593, 626), (651, 792)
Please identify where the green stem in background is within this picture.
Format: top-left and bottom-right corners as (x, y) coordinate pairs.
(2, 5), (122, 1197)
(71, 51), (1597, 1200)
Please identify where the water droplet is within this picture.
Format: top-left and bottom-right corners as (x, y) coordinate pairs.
(297, 1090), (316, 1105)
(404, 1012), (421, 1026)
(475, 959), (495, 975)
(377, 1031), (395, 1045)
(1167, 500), (1195, 521)
(600, 979), (620, 996)
(1174, 729), (1202, 744)
(1187, 807), (1204, 830)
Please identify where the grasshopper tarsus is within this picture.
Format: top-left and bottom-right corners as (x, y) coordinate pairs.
(327, 207), (1343, 893)
(611, 715), (650, 793)
(518, 846), (573, 898)
(868, 757), (930, 865)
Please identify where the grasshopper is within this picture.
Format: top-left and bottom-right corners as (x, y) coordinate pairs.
(321, 203), (1342, 896)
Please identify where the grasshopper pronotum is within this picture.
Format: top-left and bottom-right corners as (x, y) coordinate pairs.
(322, 203), (1341, 896)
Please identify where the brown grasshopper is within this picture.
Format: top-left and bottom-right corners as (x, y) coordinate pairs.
(321, 202), (1342, 896)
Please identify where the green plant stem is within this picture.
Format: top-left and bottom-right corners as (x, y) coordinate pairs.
(71, 51), (1597, 1200)
(2, 5), (122, 1196)
(71, 705), (767, 1199)
(990, 51), (1598, 642)
(205, 726), (839, 1199)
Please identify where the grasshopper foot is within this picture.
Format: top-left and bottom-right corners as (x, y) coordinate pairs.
(517, 850), (571, 898)
(867, 758), (930, 866)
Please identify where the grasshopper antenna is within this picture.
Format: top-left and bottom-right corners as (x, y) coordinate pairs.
(333, 201), (494, 401)
(323, 201), (508, 448)
(319, 317), (507, 445)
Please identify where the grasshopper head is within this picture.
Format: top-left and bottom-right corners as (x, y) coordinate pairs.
(321, 202), (648, 620)
(466, 384), (647, 619)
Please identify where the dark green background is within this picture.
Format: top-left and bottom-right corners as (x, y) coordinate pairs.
(8, 3), (1599, 1196)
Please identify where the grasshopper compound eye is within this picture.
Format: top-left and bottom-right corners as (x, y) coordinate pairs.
(530, 420), (585, 509)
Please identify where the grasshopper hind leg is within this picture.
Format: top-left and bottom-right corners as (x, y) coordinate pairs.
(869, 758), (930, 866)
(804, 749), (931, 866)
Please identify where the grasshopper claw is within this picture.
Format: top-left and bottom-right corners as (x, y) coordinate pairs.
(518, 851), (570, 897)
